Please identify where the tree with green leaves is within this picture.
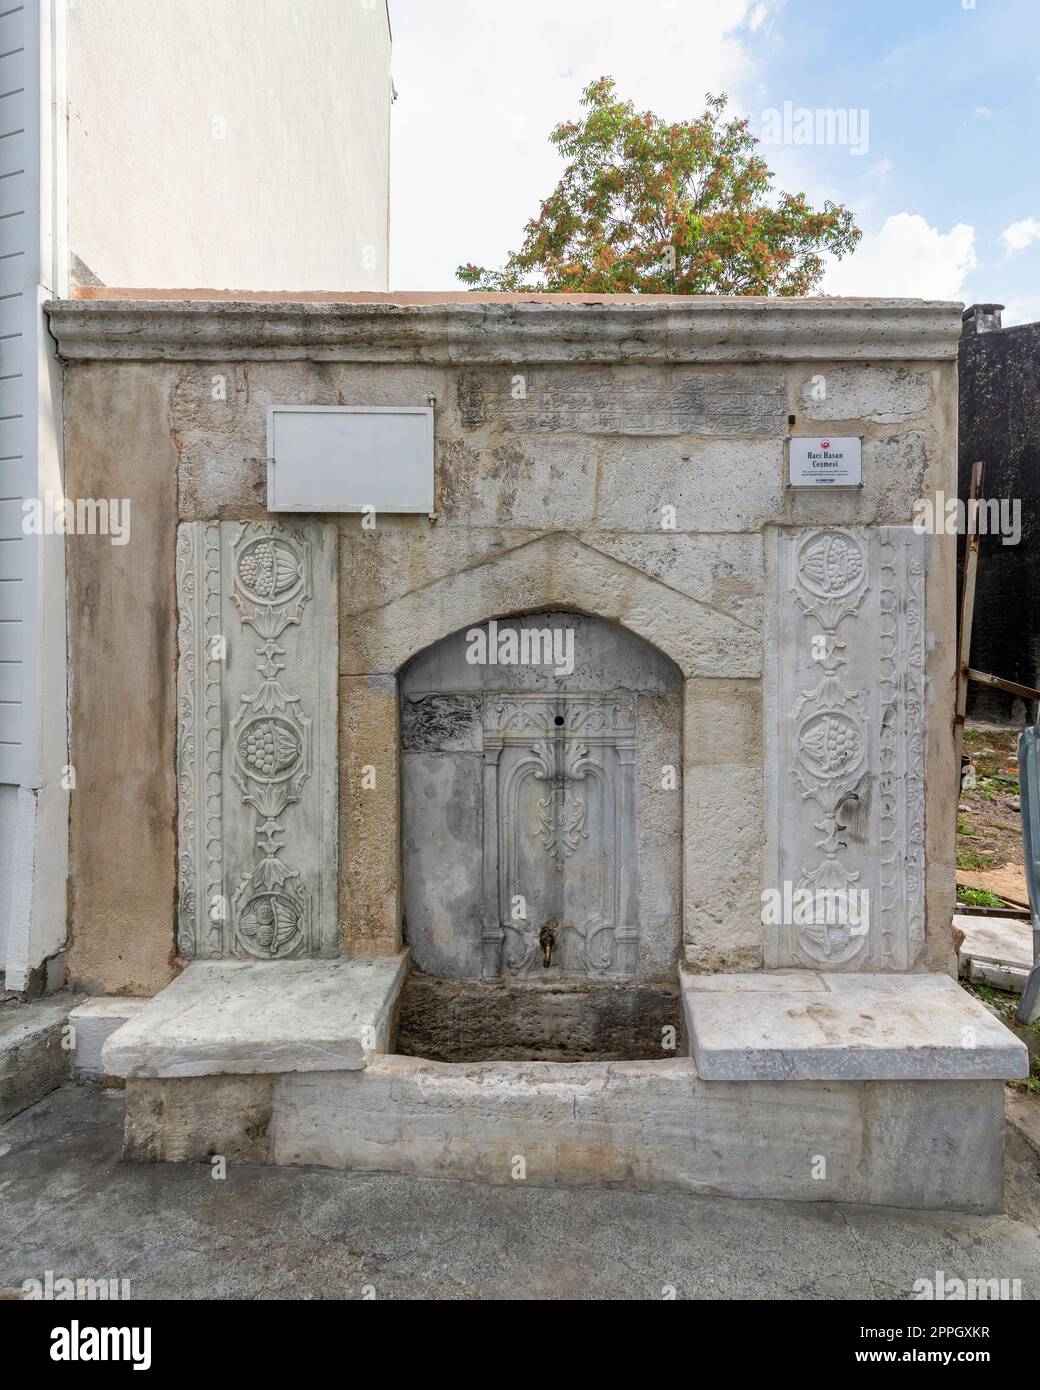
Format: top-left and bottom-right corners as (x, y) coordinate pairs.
(458, 78), (860, 295)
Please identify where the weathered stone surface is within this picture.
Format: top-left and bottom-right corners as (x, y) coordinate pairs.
(68, 997), (149, 1077)
(798, 366), (933, 424)
(577, 532), (763, 628)
(400, 694), (483, 751)
(341, 532), (762, 680)
(102, 955), (410, 1079)
(681, 970), (1030, 1081)
(437, 434), (601, 529)
(595, 437), (786, 533)
(955, 912), (1034, 992)
(63, 365), (178, 997)
(864, 1080), (1005, 1212)
(340, 674), (401, 951)
(273, 1058), (865, 1199)
(122, 1075), (274, 1163)
(118, 1057), (1005, 1209)
(682, 763), (763, 971)
(121, 1059), (858, 1198)
(1006, 1089), (1040, 1163)
(396, 974), (681, 1062)
(683, 678), (762, 766)
(339, 521), (542, 616)
(0, 998), (72, 1122)
(458, 370), (788, 435)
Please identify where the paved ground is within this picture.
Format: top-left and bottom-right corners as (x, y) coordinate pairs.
(1, 1083), (1039, 1300)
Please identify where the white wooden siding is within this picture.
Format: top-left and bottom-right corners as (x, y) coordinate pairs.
(0, 3), (27, 788)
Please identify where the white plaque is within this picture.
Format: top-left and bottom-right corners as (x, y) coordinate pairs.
(787, 435), (862, 488)
(267, 406), (434, 513)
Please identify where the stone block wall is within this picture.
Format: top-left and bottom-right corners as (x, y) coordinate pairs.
(46, 296), (962, 996)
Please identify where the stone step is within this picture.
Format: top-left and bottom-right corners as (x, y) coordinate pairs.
(118, 1057), (1010, 1212)
(68, 997), (149, 1078)
(680, 969), (1029, 1082)
(954, 912), (1035, 995)
(102, 954), (410, 1079)
(0, 996), (73, 1123)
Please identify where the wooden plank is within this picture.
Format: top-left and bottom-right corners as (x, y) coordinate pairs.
(954, 462), (984, 787)
(0, 452), (20, 492)
(0, 49), (22, 97)
(967, 668), (1040, 703)
(0, 412), (22, 455)
(0, 368), (20, 414)
(0, 659), (20, 701)
(0, 9), (25, 60)
(0, 251), (24, 295)
(0, 617), (23, 658)
(0, 699), (21, 742)
(0, 168), (23, 217)
(0, 576), (20, 618)
(0, 533), (20, 579)
(0, 130), (24, 177)
(0, 208), (25, 257)
(0, 88), (23, 139)
(0, 494), (22, 537)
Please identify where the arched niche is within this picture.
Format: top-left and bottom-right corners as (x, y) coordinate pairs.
(398, 610), (683, 984)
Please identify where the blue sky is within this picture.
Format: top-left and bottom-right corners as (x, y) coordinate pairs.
(389, 0), (1039, 320)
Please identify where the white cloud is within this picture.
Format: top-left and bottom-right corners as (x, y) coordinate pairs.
(389, 0), (766, 287)
(974, 106), (994, 118)
(1000, 216), (1040, 256)
(867, 157), (894, 179)
(823, 213), (976, 299)
(1002, 296), (1040, 327)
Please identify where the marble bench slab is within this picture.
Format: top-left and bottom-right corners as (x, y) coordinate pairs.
(680, 969), (1029, 1082)
(954, 912), (1035, 994)
(102, 954), (410, 1079)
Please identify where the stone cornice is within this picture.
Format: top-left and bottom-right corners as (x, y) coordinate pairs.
(44, 296), (963, 365)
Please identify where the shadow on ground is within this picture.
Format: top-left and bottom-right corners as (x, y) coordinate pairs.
(1, 1083), (1038, 1300)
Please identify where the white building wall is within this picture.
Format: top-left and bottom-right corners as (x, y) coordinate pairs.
(67, 0), (392, 291)
(0, 0), (69, 991)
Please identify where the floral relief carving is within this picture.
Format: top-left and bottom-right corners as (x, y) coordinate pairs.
(769, 527), (926, 971)
(176, 521), (337, 961)
(228, 524), (314, 959)
(787, 529), (872, 965)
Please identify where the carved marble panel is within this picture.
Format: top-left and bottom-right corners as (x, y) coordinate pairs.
(481, 695), (639, 982)
(764, 527), (925, 970)
(176, 521), (338, 959)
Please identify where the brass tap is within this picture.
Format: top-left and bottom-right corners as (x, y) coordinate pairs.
(538, 919), (559, 968)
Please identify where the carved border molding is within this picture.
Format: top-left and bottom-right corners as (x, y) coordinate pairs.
(176, 522), (223, 957)
(764, 526), (926, 971)
(45, 297), (962, 365)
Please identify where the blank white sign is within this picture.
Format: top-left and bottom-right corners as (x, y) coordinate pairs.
(267, 406), (435, 513)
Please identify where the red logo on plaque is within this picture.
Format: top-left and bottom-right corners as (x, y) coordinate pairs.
(820, 439), (830, 449)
